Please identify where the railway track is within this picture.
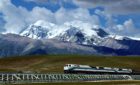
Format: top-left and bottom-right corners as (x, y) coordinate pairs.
(0, 73), (139, 84)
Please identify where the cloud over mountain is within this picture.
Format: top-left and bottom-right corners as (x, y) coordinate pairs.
(23, 0), (140, 14)
(0, 0), (140, 38)
(0, 0), (99, 34)
(73, 0), (140, 14)
(94, 9), (140, 37)
(106, 19), (140, 37)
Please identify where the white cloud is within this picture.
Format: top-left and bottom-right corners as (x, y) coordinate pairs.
(55, 7), (99, 25)
(95, 9), (115, 29)
(0, 0), (55, 33)
(1, 0), (139, 38)
(0, 0), (99, 34)
(106, 19), (140, 37)
(28, 7), (55, 23)
(73, 0), (140, 14)
(95, 9), (140, 37)
(0, 0), (27, 33)
(0, 15), (5, 32)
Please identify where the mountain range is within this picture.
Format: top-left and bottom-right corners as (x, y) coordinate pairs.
(0, 20), (140, 57)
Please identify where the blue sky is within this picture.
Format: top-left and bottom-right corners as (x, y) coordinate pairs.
(0, 0), (140, 37)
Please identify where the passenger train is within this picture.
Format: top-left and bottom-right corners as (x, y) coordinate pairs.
(64, 64), (133, 74)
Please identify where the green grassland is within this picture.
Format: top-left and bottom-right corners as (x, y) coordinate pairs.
(0, 55), (140, 73)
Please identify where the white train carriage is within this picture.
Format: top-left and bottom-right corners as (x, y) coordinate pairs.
(64, 64), (132, 74)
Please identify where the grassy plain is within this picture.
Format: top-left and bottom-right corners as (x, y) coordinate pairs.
(0, 55), (140, 73)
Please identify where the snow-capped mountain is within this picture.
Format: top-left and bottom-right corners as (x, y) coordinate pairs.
(20, 20), (56, 39)
(1, 33), (140, 57)
(0, 20), (139, 57)
(20, 20), (140, 47)
(20, 20), (109, 45)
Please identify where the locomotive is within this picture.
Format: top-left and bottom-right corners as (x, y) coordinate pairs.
(64, 64), (133, 74)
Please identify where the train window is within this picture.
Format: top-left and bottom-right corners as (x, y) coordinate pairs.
(74, 65), (78, 67)
(99, 67), (104, 69)
(118, 69), (122, 71)
(91, 66), (96, 69)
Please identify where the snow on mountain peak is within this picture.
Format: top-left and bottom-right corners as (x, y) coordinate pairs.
(20, 20), (57, 39)
(20, 20), (109, 45)
(34, 20), (55, 28)
(108, 35), (140, 41)
(63, 20), (99, 36)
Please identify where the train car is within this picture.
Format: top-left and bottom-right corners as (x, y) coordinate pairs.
(64, 64), (132, 74)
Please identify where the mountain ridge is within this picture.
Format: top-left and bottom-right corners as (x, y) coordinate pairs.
(0, 20), (140, 57)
